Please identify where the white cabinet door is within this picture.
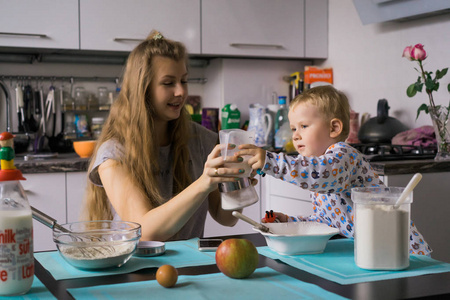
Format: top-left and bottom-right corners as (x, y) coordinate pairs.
(80, 0), (201, 54)
(202, 0), (305, 58)
(264, 176), (313, 216)
(0, 0), (79, 49)
(66, 172), (88, 223)
(21, 173), (66, 252)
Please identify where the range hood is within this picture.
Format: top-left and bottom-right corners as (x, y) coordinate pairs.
(353, 0), (450, 25)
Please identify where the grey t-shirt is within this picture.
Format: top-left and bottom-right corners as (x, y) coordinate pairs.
(89, 122), (218, 240)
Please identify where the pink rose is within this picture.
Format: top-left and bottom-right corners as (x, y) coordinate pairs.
(402, 46), (413, 60)
(410, 44), (427, 61)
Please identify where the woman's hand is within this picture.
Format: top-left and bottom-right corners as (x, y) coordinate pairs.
(199, 144), (246, 193)
(235, 144), (266, 171)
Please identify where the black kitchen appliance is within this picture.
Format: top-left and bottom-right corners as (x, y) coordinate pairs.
(351, 143), (437, 161)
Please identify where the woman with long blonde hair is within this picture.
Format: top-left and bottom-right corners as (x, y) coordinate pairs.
(83, 31), (243, 241)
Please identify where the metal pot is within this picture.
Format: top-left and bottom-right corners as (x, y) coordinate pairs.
(357, 99), (408, 144)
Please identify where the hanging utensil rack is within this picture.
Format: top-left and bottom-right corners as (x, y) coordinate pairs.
(0, 75), (207, 84)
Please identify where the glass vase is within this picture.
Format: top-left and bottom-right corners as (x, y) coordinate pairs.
(429, 105), (450, 161)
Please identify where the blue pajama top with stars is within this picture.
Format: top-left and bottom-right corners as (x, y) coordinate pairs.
(262, 142), (432, 256)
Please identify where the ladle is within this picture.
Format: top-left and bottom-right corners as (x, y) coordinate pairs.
(393, 173), (422, 209)
(232, 211), (273, 234)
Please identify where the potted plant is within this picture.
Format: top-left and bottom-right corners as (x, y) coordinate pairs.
(403, 44), (450, 161)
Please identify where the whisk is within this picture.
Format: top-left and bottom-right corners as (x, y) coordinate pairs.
(31, 206), (115, 258)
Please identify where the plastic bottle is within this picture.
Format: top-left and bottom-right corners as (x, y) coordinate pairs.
(0, 132), (34, 296)
(221, 104), (241, 129)
(274, 96), (289, 149)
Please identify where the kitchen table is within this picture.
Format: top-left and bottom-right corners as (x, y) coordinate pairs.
(32, 233), (450, 299)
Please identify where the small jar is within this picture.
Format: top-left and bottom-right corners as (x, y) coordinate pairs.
(87, 94), (99, 111)
(91, 117), (104, 139)
(98, 87), (110, 111)
(74, 87), (87, 110)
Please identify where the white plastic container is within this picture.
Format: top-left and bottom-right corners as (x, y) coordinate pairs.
(352, 187), (411, 270)
(218, 129), (259, 210)
(0, 180), (34, 296)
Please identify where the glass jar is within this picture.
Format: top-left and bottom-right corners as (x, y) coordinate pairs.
(91, 117), (105, 139)
(63, 115), (77, 140)
(87, 94), (99, 111)
(74, 87), (87, 110)
(98, 87), (110, 111)
(0, 179), (34, 296)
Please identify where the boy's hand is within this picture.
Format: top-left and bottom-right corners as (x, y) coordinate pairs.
(235, 144), (266, 170)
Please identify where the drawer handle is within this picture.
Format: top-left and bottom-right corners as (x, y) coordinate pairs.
(113, 37), (144, 42)
(230, 43), (284, 49)
(0, 32), (47, 38)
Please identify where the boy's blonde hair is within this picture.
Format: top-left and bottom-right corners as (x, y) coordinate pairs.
(290, 85), (350, 141)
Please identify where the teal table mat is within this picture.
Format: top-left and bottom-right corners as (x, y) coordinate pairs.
(5, 276), (56, 300)
(67, 266), (348, 300)
(34, 238), (215, 281)
(258, 239), (450, 285)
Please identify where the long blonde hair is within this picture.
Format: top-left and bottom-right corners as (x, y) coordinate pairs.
(83, 30), (192, 220)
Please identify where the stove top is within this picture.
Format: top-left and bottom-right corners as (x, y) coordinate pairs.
(350, 143), (437, 161)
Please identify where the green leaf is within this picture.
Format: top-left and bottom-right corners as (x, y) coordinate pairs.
(407, 84), (417, 97)
(416, 103), (429, 120)
(448, 83), (450, 93)
(414, 82), (424, 92)
(436, 68), (448, 80)
(425, 78), (436, 91)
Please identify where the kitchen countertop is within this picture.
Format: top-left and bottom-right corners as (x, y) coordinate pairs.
(13, 153), (450, 175)
(15, 152), (90, 174)
(370, 159), (450, 175)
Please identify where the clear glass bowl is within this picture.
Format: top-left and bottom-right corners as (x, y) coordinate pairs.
(53, 221), (141, 270)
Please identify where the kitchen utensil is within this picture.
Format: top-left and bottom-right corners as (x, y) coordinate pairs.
(134, 241), (166, 257)
(253, 222), (340, 255)
(394, 173), (422, 209)
(49, 88), (74, 153)
(31, 206), (114, 258)
(23, 85), (38, 132)
(358, 99), (408, 143)
(232, 211), (272, 233)
(31, 206), (140, 269)
(248, 103), (273, 147)
(15, 84), (25, 132)
(352, 187), (412, 270)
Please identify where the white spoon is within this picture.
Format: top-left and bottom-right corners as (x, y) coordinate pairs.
(393, 173), (422, 209)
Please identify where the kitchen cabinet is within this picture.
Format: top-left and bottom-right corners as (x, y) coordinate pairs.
(21, 173), (66, 252)
(0, 0), (79, 49)
(262, 176), (313, 217)
(66, 172), (88, 223)
(79, 0), (201, 54)
(201, 0), (328, 59)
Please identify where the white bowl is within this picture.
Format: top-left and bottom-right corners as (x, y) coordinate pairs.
(254, 222), (340, 255)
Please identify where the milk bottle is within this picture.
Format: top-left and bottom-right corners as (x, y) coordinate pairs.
(0, 132), (34, 296)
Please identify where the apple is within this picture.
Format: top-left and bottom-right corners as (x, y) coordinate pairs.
(215, 238), (259, 279)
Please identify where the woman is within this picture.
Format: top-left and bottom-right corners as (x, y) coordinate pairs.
(83, 31), (243, 241)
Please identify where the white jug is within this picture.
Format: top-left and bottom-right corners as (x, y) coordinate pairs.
(247, 104), (273, 147)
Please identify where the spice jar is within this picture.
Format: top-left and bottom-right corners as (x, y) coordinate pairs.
(74, 87), (87, 110)
(98, 87), (110, 111)
(91, 117), (105, 139)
